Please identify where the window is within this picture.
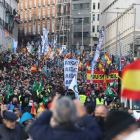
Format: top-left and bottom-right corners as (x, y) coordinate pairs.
(98, 3), (100, 9)
(24, 25), (27, 35)
(20, 12), (23, 21)
(97, 26), (99, 32)
(43, 8), (45, 18)
(43, 0), (45, 5)
(48, 0), (50, 5)
(29, 11), (31, 20)
(38, 23), (40, 34)
(25, 12), (27, 21)
(92, 26), (95, 32)
(48, 8), (50, 17)
(29, 24), (31, 32)
(30, 0), (32, 8)
(25, 0), (27, 9)
(52, 21), (55, 32)
(34, 0), (36, 7)
(38, 9), (41, 18)
(21, 1), (23, 9)
(53, 7), (55, 16)
(39, 0), (41, 6)
(97, 14), (100, 21)
(53, 0), (55, 4)
(93, 14), (95, 21)
(93, 3), (95, 9)
(43, 22), (45, 28)
(47, 21), (50, 31)
(73, 3), (89, 10)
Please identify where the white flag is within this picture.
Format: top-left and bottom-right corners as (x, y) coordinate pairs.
(69, 76), (79, 100)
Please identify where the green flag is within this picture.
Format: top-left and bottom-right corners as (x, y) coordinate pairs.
(32, 79), (38, 91)
(3, 82), (9, 93)
(38, 78), (42, 92)
(31, 47), (35, 54)
(105, 85), (114, 98)
(112, 78), (116, 87)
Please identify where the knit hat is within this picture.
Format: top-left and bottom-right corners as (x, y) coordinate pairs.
(105, 110), (136, 140)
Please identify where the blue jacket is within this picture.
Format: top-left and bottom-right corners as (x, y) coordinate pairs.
(7, 102), (22, 112)
(20, 112), (33, 126)
(29, 111), (102, 140)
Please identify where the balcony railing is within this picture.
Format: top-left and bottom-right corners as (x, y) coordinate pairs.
(24, 18), (28, 22)
(47, 15), (50, 18)
(38, 16), (41, 20)
(42, 15), (45, 19)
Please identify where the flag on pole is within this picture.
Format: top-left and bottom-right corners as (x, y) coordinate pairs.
(98, 63), (105, 72)
(31, 103), (36, 118)
(105, 85), (114, 98)
(32, 79), (38, 91)
(103, 74), (107, 88)
(69, 76), (79, 100)
(119, 32), (122, 71)
(31, 47), (35, 54)
(105, 53), (112, 66)
(121, 60), (140, 100)
(57, 48), (60, 54)
(37, 105), (45, 113)
(87, 70), (91, 83)
(65, 53), (71, 59)
(49, 46), (52, 51)
(78, 62), (83, 71)
(13, 14), (18, 22)
(39, 67), (42, 72)
(112, 78), (117, 87)
(3, 82), (9, 93)
(38, 78), (42, 92)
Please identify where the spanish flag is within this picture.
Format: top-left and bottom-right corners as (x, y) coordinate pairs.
(37, 105), (45, 113)
(84, 61), (88, 68)
(65, 53), (71, 59)
(121, 60), (140, 100)
(87, 70), (91, 83)
(31, 65), (37, 73)
(105, 53), (112, 66)
(31, 103), (36, 118)
(19, 66), (22, 72)
(78, 56), (81, 60)
(103, 74), (107, 88)
(57, 48), (60, 54)
(98, 63), (105, 72)
(78, 62), (83, 71)
(39, 67), (42, 72)
(83, 51), (86, 57)
(49, 46), (52, 51)
(46, 51), (50, 60)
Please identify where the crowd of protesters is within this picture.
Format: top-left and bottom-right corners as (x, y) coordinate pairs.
(0, 48), (139, 140)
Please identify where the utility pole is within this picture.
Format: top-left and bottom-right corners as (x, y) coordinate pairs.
(82, 17), (84, 47)
(90, 12), (92, 53)
(116, 12), (119, 55)
(133, 8), (136, 58)
(104, 13), (107, 54)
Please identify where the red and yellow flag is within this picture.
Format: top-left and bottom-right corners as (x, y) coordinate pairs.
(98, 63), (105, 72)
(65, 53), (71, 59)
(87, 70), (91, 83)
(83, 51), (86, 57)
(57, 48), (60, 54)
(78, 56), (81, 60)
(39, 67), (42, 72)
(31, 103), (36, 118)
(78, 62), (83, 71)
(19, 66), (22, 72)
(46, 51), (51, 60)
(84, 61), (88, 68)
(103, 74), (107, 89)
(105, 53), (112, 66)
(37, 105), (45, 113)
(121, 60), (140, 100)
(31, 65), (37, 73)
(49, 46), (52, 51)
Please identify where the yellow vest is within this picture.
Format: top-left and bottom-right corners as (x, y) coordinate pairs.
(96, 98), (104, 107)
(19, 95), (22, 105)
(79, 95), (86, 104)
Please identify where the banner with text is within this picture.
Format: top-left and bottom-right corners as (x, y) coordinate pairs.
(87, 70), (119, 83)
(64, 59), (79, 89)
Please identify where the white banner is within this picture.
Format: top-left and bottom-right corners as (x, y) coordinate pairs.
(64, 59), (79, 90)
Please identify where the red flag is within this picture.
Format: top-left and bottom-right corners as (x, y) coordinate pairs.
(31, 103), (36, 118)
(31, 65), (37, 73)
(103, 74), (107, 89)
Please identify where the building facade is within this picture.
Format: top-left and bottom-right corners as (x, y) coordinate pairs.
(0, 0), (19, 51)
(18, 0), (57, 45)
(71, 0), (100, 51)
(56, 0), (71, 48)
(100, 0), (140, 56)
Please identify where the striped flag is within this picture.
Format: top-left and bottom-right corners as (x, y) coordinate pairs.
(65, 53), (71, 59)
(39, 67), (42, 72)
(57, 48), (60, 54)
(31, 65), (37, 73)
(49, 46), (52, 51)
(31, 103), (36, 118)
(78, 62), (83, 71)
(84, 61), (88, 68)
(87, 70), (92, 83)
(98, 63), (105, 72)
(105, 53), (112, 66)
(37, 105), (45, 113)
(121, 60), (140, 100)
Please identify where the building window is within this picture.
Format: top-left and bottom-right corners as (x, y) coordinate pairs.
(48, 0), (50, 5)
(97, 14), (100, 21)
(48, 8), (50, 17)
(53, 7), (55, 17)
(29, 11), (31, 20)
(47, 21), (50, 31)
(43, 0), (45, 5)
(73, 3), (89, 10)
(43, 8), (45, 18)
(38, 9), (41, 19)
(53, 0), (55, 4)
(21, 1), (23, 9)
(34, 0), (36, 7)
(29, 24), (31, 33)
(93, 3), (95, 9)
(92, 26), (95, 32)
(25, 12), (27, 21)
(30, 0), (32, 8)
(97, 26), (99, 32)
(43, 22), (45, 28)
(25, 0), (28, 9)
(38, 23), (40, 34)
(93, 14), (95, 21)
(98, 3), (100, 9)
(39, 0), (41, 6)
(20, 12), (23, 21)
(52, 21), (55, 32)
(24, 25), (27, 35)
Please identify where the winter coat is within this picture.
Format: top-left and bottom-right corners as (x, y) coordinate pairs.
(29, 111), (102, 140)
(0, 124), (21, 140)
(7, 102), (22, 112)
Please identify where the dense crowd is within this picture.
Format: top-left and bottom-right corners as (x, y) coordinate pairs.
(0, 49), (139, 140)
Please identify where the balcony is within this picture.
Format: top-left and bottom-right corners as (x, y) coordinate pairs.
(42, 15), (45, 20)
(57, 0), (63, 4)
(25, 6), (27, 10)
(43, 3), (45, 7)
(52, 14), (55, 18)
(29, 18), (32, 22)
(64, 11), (70, 16)
(47, 2), (50, 6)
(38, 3), (41, 7)
(47, 15), (50, 19)
(57, 13), (63, 17)
(24, 18), (28, 22)
(29, 5), (32, 9)
(52, 1), (55, 5)
(38, 16), (41, 20)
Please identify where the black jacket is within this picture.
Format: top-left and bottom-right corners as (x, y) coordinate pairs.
(29, 111), (102, 140)
(0, 124), (21, 140)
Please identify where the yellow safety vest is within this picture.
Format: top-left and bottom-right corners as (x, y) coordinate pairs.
(79, 95), (86, 105)
(96, 98), (104, 107)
